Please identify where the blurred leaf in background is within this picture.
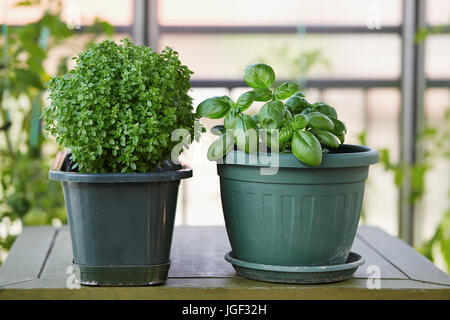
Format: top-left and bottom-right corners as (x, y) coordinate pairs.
(364, 23), (450, 273)
(420, 208), (450, 271)
(0, 0), (114, 264)
(253, 43), (330, 84)
(378, 107), (450, 271)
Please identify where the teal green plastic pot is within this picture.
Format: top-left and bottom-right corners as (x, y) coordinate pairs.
(49, 152), (192, 286)
(218, 144), (378, 267)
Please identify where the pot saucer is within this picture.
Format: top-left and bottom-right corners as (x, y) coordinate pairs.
(225, 251), (365, 284)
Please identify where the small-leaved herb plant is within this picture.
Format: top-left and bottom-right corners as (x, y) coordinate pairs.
(43, 38), (197, 173)
(197, 63), (347, 166)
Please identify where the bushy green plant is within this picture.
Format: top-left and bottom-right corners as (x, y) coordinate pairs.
(197, 63), (347, 166)
(43, 38), (197, 173)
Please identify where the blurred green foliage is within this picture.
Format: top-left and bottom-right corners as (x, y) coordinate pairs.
(389, 21), (450, 271)
(415, 25), (450, 44)
(254, 44), (329, 85)
(357, 24), (450, 272)
(0, 0), (114, 263)
(376, 108), (450, 271)
(420, 208), (450, 271)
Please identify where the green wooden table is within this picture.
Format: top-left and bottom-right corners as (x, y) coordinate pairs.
(0, 226), (449, 300)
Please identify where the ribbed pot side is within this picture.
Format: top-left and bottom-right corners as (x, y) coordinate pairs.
(217, 145), (378, 267)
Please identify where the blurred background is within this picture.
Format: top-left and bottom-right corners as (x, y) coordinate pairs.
(0, 0), (449, 272)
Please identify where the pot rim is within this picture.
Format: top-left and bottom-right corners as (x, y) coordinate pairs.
(49, 150), (193, 183)
(49, 167), (192, 183)
(220, 144), (378, 169)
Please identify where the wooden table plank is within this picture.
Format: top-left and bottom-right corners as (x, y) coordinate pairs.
(1, 225), (449, 300)
(1, 278), (449, 300)
(39, 228), (73, 279)
(352, 233), (408, 279)
(0, 226), (57, 287)
(170, 226), (236, 277)
(37, 226), (237, 280)
(35, 226), (408, 280)
(358, 226), (450, 286)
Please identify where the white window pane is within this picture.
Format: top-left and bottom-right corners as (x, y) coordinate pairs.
(366, 88), (401, 236)
(1, 0), (133, 26)
(426, 0), (450, 26)
(425, 35), (450, 78)
(178, 88), (230, 225)
(159, 0), (402, 26)
(161, 34), (400, 79)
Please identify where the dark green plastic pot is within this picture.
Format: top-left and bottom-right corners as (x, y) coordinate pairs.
(218, 144), (378, 267)
(49, 152), (192, 286)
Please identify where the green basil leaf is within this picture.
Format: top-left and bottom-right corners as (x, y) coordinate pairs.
(291, 131), (322, 166)
(300, 107), (314, 116)
(307, 112), (334, 131)
(210, 124), (225, 136)
(224, 109), (239, 129)
(207, 133), (235, 161)
(279, 126), (294, 143)
(285, 109), (292, 120)
(260, 129), (280, 152)
(294, 91), (305, 98)
(250, 88), (273, 102)
(273, 81), (299, 100)
(315, 103), (338, 119)
(258, 100), (285, 130)
(331, 118), (347, 136)
(196, 96), (233, 119)
(234, 114), (259, 153)
(243, 63), (275, 89)
(285, 96), (311, 114)
(311, 128), (340, 149)
(291, 114), (308, 130)
(336, 134), (345, 144)
(236, 91), (255, 112)
(250, 114), (259, 123)
(260, 129), (273, 148)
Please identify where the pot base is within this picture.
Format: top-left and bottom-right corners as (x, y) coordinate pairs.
(73, 261), (171, 286)
(225, 251), (364, 284)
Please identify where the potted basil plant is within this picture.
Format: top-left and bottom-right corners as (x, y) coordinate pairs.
(43, 39), (198, 286)
(197, 63), (378, 284)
